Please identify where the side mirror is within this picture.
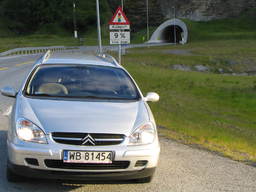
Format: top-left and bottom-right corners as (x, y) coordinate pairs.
(144, 92), (159, 102)
(0, 86), (17, 98)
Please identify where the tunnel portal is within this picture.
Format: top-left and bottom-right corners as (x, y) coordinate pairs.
(148, 19), (188, 44)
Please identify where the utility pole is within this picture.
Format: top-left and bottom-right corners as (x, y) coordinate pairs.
(118, 0), (124, 65)
(173, 5), (176, 45)
(146, 0), (149, 41)
(121, 0), (124, 9)
(73, 0), (78, 38)
(96, 0), (103, 54)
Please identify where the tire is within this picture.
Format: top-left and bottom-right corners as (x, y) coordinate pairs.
(134, 176), (153, 183)
(6, 167), (23, 182)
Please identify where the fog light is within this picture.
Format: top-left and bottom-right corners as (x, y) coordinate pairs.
(25, 158), (39, 166)
(135, 160), (148, 167)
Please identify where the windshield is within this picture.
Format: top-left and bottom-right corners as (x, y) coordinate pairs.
(25, 65), (140, 100)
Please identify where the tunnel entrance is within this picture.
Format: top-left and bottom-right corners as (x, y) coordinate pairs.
(161, 25), (183, 43)
(148, 19), (188, 44)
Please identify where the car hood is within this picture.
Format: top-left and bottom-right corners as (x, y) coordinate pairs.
(17, 97), (149, 136)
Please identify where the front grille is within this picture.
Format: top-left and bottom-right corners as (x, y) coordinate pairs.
(52, 132), (125, 146)
(44, 160), (130, 170)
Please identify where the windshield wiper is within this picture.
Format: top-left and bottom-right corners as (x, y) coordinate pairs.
(79, 95), (120, 100)
(29, 93), (55, 97)
(80, 95), (139, 100)
(28, 93), (138, 100)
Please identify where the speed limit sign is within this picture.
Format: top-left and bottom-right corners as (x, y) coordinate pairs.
(110, 31), (130, 45)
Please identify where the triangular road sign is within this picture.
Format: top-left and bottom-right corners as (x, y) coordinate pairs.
(109, 6), (130, 25)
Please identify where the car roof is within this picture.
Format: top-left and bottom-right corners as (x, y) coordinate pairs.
(39, 52), (122, 68)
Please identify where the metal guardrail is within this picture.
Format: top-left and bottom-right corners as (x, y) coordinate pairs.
(0, 46), (81, 57)
(0, 43), (173, 57)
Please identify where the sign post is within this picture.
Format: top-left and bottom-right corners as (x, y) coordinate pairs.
(96, 0), (102, 54)
(109, 7), (130, 65)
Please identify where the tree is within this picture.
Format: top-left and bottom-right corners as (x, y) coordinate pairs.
(122, 0), (164, 32)
(1, 0), (110, 34)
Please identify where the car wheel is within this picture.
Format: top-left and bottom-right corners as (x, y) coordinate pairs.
(6, 167), (23, 182)
(134, 176), (153, 183)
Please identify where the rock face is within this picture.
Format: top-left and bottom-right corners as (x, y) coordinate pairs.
(158, 0), (256, 21)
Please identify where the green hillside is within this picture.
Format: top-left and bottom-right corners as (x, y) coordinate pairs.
(186, 9), (256, 41)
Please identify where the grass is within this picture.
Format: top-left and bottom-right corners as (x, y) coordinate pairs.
(121, 39), (256, 163)
(128, 39), (256, 74)
(0, 35), (81, 53)
(0, 27), (120, 52)
(0, 24), (110, 52)
(0, 24), (154, 53)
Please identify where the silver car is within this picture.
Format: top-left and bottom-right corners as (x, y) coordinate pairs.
(1, 51), (160, 183)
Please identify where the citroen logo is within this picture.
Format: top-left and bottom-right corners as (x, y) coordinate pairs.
(81, 134), (95, 145)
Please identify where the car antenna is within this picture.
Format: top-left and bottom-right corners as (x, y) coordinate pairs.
(41, 50), (51, 64)
(98, 53), (119, 66)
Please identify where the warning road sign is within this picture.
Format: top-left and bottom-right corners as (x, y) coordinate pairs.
(109, 6), (130, 45)
(109, 6), (130, 25)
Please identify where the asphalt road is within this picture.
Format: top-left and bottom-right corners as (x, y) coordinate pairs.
(0, 54), (256, 192)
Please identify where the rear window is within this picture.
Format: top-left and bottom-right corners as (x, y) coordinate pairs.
(25, 64), (140, 100)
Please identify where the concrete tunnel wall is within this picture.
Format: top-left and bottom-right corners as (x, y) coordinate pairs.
(148, 19), (188, 44)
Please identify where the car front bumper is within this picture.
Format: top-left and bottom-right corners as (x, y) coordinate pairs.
(7, 139), (160, 180)
(8, 160), (156, 180)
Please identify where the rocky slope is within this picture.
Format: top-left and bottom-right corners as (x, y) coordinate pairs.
(156, 0), (256, 21)
(108, 0), (256, 22)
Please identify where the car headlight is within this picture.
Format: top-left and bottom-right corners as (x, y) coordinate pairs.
(128, 123), (156, 145)
(16, 118), (47, 144)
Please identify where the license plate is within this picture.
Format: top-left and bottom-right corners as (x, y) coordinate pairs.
(63, 150), (113, 164)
